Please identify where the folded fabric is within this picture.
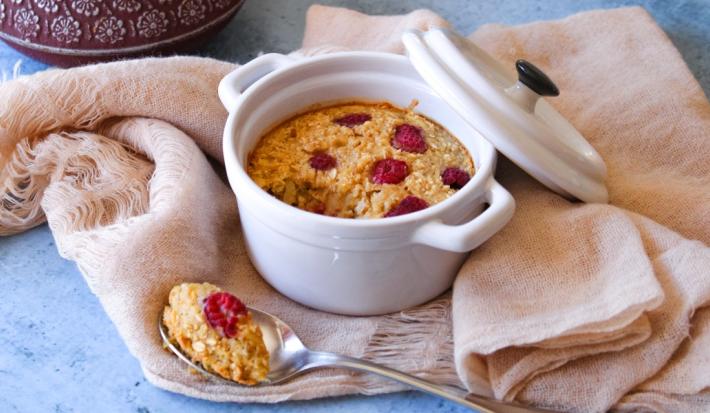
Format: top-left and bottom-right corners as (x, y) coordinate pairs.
(1, 4), (709, 412)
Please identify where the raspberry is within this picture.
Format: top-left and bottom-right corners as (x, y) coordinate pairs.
(202, 291), (247, 338)
(392, 124), (427, 153)
(441, 167), (470, 190)
(334, 113), (371, 127)
(385, 196), (429, 217)
(371, 158), (409, 184)
(309, 152), (337, 170)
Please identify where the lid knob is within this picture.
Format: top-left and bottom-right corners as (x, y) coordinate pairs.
(515, 59), (559, 97)
(505, 60), (560, 112)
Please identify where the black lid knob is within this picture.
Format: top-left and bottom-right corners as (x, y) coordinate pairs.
(515, 59), (559, 97)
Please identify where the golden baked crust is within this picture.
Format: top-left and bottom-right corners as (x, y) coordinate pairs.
(246, 102), (474, 218)
(162, 283), (269, 385)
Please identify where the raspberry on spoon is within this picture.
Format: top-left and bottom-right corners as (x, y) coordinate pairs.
(203, 291), (248, 338)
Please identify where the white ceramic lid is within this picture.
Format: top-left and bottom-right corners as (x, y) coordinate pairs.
(402, 28), (609, 203)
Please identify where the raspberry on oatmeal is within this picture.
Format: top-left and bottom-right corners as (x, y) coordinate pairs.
(385, 195), (429, 217)
(247, 102), (474, 218)
(441, 167), (471, 190)
(371, 158), (409, 184)
(162, 283), (269, 385)
(392, 123), (427, 153)
(309, 152), (337, 171)
(334, 113), (372, 127)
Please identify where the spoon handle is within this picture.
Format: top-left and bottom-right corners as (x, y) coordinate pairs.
(307, 351), (557, 413)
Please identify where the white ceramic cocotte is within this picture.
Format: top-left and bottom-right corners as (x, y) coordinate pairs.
(219, 29), (606, 316)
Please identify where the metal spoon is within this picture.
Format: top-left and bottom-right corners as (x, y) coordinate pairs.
(159, 307), (557, 413)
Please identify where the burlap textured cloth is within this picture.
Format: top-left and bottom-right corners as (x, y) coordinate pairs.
(1, 5), (708, 412)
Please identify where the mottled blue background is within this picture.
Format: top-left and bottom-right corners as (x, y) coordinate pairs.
(1, 1), (708, 412)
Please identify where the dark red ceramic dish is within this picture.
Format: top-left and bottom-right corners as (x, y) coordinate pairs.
(0, 0), (245, 67)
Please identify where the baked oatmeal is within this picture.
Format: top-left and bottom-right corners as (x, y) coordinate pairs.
(247, 102), (475, 218)
(162, 283), (269, 385)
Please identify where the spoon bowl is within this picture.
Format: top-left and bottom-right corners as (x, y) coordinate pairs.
(250, 307), (316, 384)
(158, 306), (309, 385)
(159, 305), (558, 412)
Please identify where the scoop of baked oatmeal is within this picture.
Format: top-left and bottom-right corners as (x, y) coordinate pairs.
(162, 283), (269, 385)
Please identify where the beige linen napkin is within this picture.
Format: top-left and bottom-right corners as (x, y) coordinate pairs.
(1, 5), (709, 412)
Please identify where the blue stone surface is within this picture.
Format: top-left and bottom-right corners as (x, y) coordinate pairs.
(1, 1), (708, 412)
